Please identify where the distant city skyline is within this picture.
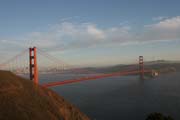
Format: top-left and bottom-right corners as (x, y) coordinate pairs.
(0, 0), (180, 66)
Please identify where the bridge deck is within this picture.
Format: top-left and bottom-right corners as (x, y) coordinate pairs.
(42, 70), (151, 87)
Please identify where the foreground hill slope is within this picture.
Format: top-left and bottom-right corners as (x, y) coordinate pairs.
(0, 70), (90, 120)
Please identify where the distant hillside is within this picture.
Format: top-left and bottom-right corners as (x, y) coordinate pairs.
(0, 70), (90, 120)
(83, 61), (180, 73)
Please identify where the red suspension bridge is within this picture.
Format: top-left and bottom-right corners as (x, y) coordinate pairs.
(0, 47), (154, 88)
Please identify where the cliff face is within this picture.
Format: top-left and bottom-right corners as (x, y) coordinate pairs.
(0, 71), (90, 120)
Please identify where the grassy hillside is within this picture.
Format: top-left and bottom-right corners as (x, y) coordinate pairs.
(0, 70), (90, 120)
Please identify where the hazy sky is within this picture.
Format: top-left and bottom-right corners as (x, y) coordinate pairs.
(0, 0), (180, 66)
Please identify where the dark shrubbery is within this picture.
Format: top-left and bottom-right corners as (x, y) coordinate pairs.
(146, 113), (174, 120)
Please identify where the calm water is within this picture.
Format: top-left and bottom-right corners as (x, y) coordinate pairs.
(28, 73), (180, 120)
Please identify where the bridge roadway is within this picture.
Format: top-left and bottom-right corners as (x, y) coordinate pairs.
(42, 70), (151, 88)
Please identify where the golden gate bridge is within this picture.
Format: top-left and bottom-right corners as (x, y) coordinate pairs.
(0, 47), (153, 88)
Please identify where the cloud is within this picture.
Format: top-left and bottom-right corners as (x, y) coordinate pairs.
(152, 16), (167, 21)
(143, 16), (180, 41)
(148, 16), (180, 29)
(60, 16), (80, 22)
(87, 25), (105, 39)
(1, 16), (180, 52)
(25, 22), (130, 50)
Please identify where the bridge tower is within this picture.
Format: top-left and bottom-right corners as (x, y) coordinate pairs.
(29, 47), (38, 84)
(139, 56), (144, 80)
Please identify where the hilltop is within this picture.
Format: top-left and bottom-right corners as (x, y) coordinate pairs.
(0, 70), (90, 120)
